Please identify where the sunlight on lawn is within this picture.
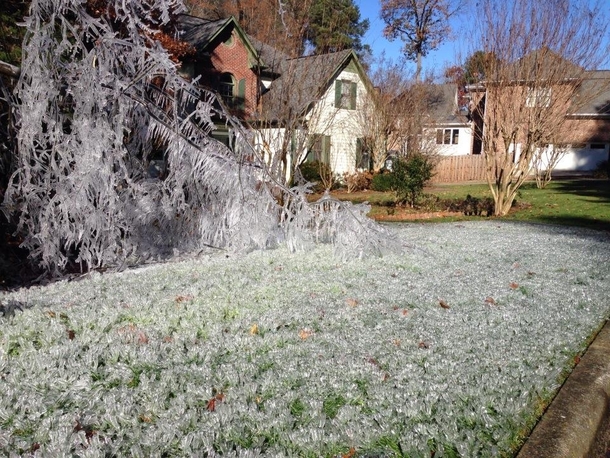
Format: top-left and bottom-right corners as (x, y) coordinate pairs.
(1, 221), (609, 456)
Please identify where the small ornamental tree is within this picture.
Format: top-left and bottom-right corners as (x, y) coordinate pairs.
(471, 0), (610, 215)
(390, 154), (434, 207)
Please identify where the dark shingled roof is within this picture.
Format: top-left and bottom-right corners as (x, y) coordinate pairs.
(426, 84), (469, 125)
(570, 70), (610, 116)
(247, 35), (289, 75)
(509, 48), (584, 81)
(177, 15), (230, 52)
(259, 49), (356, 122)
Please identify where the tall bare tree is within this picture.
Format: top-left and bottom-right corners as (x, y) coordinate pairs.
(380, 0), (463, 81)
(355, 57), (414, 172)
(470, 0), (610, 215)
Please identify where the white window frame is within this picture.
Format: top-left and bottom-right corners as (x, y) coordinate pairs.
(436, 128), (459, 145)
(526, 87), (552, 108)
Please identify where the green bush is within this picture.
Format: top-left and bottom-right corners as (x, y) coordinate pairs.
(390, 154), (435, 207)
(371, 172), (393, 192)
(297, 160), (333, 191)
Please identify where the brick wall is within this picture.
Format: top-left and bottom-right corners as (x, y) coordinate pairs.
(560, 118), (610, 143)
(206, 31), (259, 117)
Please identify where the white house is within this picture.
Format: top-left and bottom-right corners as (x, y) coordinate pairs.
(254, 49), (375, 183)
(425, 84), (474, 157)
(177, 15), (375, 185)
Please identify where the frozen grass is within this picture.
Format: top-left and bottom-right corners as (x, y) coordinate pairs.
(1, 221), (609, 457)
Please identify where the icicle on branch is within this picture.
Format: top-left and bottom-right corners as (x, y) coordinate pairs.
(2, 0), (396, 277)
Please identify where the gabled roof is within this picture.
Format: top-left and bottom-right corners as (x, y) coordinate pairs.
(259, 49), (371, 122)
(569, 70), (610, 116)
(177, 15), (264, 69)
(426, 84), (469, 125)
(503, 48), (583, 82)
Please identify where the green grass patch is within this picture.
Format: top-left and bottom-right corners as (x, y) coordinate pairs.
(328, 179), (610, 231)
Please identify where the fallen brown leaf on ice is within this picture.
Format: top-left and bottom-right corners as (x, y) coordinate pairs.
(346, 298), (359, 307)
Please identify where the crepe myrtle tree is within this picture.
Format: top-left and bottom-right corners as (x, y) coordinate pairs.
(354, 56), (415, 173)
(2, 0), (391, 276)
(471, 0), (610, 216)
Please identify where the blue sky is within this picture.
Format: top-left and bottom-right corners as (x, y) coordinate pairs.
(354, 0), (466, 76)
(355, 0), (610, 76)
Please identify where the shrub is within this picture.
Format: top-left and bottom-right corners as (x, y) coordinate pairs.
(343, 170), (373, 193)
(371, 172), (393, 192)
(297, 160), (334, 191)
(390, 154), (435, 207)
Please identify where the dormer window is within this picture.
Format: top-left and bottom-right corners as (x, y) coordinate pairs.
(216, 73), (246, 110)
(218, 73), (235, 101)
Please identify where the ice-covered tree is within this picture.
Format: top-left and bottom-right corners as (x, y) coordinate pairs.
(2, 0), (391, 276)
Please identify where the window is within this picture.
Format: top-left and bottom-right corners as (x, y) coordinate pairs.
(526, 87), (552, 108)
(356, 138), (371, 170)
(436, 128), (459, 145)
(307, 135), (331, 164)
(590, 143), (606, 149)
(335, 80), (357, 109)
(217, 73), (245, 110)
(218, 73), (235, 101)
(223, 33), (234, 47)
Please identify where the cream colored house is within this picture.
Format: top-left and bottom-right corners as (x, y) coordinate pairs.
(178, 15), (375, 185)
(254, 49), (375, 183)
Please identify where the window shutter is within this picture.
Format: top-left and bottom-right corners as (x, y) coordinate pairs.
(237, 78), (246, 109)
(356, 138), (363, 168)
(290, 131), (296, 153)
(322, 135), (331, 164)
(350, 82), (357, 110)
(335, 80), (342, 107)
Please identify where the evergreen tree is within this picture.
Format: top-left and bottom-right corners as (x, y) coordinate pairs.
(305, 0), (370, 57)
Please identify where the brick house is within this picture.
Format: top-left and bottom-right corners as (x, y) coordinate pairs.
(464, 53), (610, 173)
(177, 15), (375, 182)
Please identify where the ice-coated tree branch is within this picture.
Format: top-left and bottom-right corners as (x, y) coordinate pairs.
(2, 0), (395, 277)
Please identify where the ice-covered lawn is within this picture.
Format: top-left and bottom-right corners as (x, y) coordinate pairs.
(1, 221), (609, 457)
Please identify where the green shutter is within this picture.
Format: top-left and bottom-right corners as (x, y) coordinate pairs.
(350, 82), (357, 110)
(335, 80), (342, 107)
(322, 135), (331, 164)
(237, 78), (246, 109)
(290, 131), (296, 153)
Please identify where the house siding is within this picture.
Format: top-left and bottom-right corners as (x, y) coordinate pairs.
(309, 68), (370, 175)
(206, 31), (259, 116)
(428, 125), (474, 156)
